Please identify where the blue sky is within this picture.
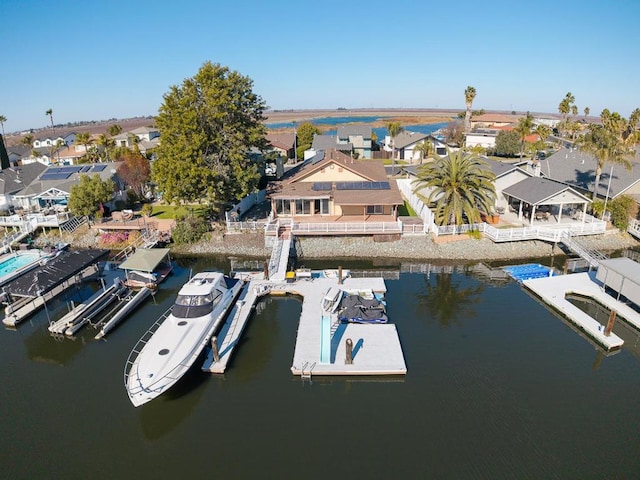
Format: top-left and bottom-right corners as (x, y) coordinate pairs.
(1, 0), (639, 132)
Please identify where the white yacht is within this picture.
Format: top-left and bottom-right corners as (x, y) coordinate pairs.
(124, 272), (244, 407)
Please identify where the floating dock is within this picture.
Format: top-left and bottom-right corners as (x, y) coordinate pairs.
(203, 274), (407, 377)
(523, 272), (640, 351)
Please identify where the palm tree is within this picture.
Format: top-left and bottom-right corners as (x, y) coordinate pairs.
(107, 124), (122, 137)
(464, 86), (476, 133)
(22, 134), (34, 147)
(414, 140), (435, 164)
(584, 107), (590, 119)
(412, 148), (496, 226)
(558, 92), (575, 137)
(75, 132), (93, 161)
(45, 108), (55, 134)
(96, 134), (114, 161)
(385, 121), (404, 172)
(0, 115), (6, 137)
(532, 124), (552, 161)
(514, 113), (534, 160)
(578, 110), (636, 202)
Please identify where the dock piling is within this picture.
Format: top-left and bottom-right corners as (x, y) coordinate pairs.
(211, 336), (220, 362)
(604, 310), (617, 337)
(345, 338), (353, 364)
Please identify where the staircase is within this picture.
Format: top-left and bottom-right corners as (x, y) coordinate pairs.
(60, 215), (88, 233)
(560, 231), (607, 268)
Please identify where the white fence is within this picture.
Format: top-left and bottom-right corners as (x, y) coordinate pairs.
(291, 221), (402, 235)
(397, 179), (432, 233)
(628, 218), (640, 239)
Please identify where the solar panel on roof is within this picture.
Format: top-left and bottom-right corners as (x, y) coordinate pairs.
(81, 166), (91, 172)
(335, 181), (390, 190)
(312, 182), (332, 191)
(92, 165), (107, 172)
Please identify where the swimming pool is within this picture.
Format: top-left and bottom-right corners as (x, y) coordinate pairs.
(503, 263), (555, 282)
(0, 252), (41, 278)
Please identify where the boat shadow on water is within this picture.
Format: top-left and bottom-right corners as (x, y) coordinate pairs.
(138, 366), (211, 441)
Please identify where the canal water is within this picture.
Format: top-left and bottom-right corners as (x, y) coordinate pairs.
(2, 256), (640, 479)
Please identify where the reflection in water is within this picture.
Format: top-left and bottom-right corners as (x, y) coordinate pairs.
(567, 293), (640, 363)
(24, 325), (86, 366)
(138, 367), (210, 441)
(416, 272), (484, 327)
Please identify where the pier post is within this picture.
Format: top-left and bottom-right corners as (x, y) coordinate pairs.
(563, 260), (568, 275)
(604, 310), (617, 337)
(211, 336), (220, 362)
(263, 261), (269, 280)
(345, 338), (353, 364)
(338, 266), (343, 285)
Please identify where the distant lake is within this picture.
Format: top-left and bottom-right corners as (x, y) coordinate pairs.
(266, 115), (387, 129)
(323, 122), (449, 141)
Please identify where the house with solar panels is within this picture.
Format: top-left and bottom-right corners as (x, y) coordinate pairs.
(11, 162), (122, 212)
(267, 149), (403, 235)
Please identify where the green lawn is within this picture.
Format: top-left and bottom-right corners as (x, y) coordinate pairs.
(398, 201), (417, 216)
(150, 204), (210, 219)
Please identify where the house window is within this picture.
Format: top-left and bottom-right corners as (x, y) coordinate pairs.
(275, 199), (291, 215)
(366, 205), (383, 215)
(294, 199), (311, 215)
(314, 199), (329, 215)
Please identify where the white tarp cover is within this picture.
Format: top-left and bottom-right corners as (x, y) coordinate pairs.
(596, 257), (640, 306)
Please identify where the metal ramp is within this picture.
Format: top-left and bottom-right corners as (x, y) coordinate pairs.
(560, 231), (607, 268)
(268, 232), (292, 281)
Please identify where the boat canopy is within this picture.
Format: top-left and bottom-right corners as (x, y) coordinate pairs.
(119, 248), (170, 273)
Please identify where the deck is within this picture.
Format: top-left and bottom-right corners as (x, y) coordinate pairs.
(202, 275), (407, 377)
(522, 272), (640, 351)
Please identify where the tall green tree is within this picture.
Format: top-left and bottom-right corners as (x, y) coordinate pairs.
(578, 109), (637, 201)
(412, 148), (496, 225)
(494, 130), (520, 157)
(0, 115), (6, 137)
(153, 61), (267, 208)
(45, 108), (55, 134)
(531, 123), (552, 159)
(0, 134), (10, 169)
(464, 86), (476, 133)
(22, 134), (34, 147)
(68, 174), (115, 219)
(96, 134), (114, 161)
(514, 113), (534, 160)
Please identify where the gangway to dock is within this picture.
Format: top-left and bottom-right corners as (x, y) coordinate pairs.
(559, 231), (607, 268)
(268, 234), (292, 281)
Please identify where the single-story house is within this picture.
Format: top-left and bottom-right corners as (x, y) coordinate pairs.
(266, 132), (296, 159)
(0, 163), (47, 212)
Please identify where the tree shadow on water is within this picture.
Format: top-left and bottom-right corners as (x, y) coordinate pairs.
(416, 272), (484, 328)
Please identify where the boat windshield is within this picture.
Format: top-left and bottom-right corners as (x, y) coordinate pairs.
(173, 290), (222, 318)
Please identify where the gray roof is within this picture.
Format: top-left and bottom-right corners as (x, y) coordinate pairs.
(15, 162), (120, 197)
(393, 131), (428, 149)
(540, 147), (640, 198)
(0, 163), (47, 195)
(119, 248), (170, 272)
(337, 125), (372, 139)
(483, 158), (530, 178)
(312, 134), (351, 151)
(502, 176), (590, 205)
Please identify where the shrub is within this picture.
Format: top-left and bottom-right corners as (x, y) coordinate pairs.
(609, 195), (637, 231)
(140, 203), (153, 217)
(171, 216), (211, 244)
(97, 231), (130, 249)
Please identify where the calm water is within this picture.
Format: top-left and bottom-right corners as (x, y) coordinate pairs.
(2, 256), (640, 479)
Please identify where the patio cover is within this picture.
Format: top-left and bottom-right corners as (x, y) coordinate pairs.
(596, 257), (640, 307)
(502, 177), (591, 206)
(119, 248), (170, 273)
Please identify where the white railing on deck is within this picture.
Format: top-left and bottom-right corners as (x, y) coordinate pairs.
(627, 218), (640, 239)
(290, 221), (401, 234)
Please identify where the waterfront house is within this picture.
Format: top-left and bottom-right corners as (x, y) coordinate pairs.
(537, 147), (640, 203)
(0, 163), (47, 212)
(268, 149), (403, 235)
(385, 131), (429, 162)
(305, 134), (352, 160)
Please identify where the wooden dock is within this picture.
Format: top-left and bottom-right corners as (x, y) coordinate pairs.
(201, 275), (407, 377)
(522, 272), (640, 351)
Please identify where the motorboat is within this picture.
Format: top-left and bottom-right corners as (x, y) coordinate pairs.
(124, 271), (244, 407)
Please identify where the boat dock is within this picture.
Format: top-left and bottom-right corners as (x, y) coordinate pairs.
(523, 272), (640, 351)
(2, 249), (110, 328)
(203, 274), (407, 377)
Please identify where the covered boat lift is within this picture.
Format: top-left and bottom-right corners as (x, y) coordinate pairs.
(2, 249), (110, 327)
(118, 248), (172, 288)
(596, 257), (640, 308)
